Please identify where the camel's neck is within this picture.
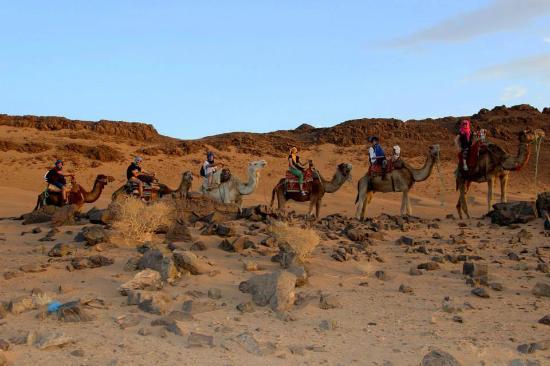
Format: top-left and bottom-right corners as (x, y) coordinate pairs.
(320, 170), (347, 193)
(82, 180), (104, 203)
(237, 169), (259, 195)
(407, 154), (435, 182)
(501, 141), (531, 170)
(176, 177), (191, 194)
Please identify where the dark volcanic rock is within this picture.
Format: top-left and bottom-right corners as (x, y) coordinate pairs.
(48, 243), (75, 257)
(239, 270), (296, 312)
(490, 201), (537, 226)
(421, 349), (461, 366)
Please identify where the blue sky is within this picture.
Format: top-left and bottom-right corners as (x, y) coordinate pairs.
(1, 0), (549, 139)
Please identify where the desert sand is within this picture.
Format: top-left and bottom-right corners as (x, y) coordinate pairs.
(0, 107), (549, 366)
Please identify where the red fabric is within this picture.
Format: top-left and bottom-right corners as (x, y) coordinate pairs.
(368, 160), (395, 177)
(456, 141), (487, 169)
(285, 169), (314, 192)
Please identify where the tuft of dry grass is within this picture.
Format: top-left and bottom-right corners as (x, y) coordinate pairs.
(108, 196), (174, 243)
(267, 221), (320, 261)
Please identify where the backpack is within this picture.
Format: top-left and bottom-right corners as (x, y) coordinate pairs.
(199, 165), (206, 178)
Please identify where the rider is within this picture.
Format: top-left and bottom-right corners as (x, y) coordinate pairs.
(288, 147), (307, 195)
(126, 157), (146, 198)
(45, 159), (73, 204)
(454, 119), (472, 171)
(202, 151), (218, 190)
(368, 136), (387, 179)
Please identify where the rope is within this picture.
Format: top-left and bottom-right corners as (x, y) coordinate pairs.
(533, 135), (543, 200)
(434, 150), (446, 207)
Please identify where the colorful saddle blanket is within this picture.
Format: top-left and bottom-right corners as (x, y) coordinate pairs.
(285, 169), (315, 193)
(128, 181), (160, 198)
(368, 159), (402, 177)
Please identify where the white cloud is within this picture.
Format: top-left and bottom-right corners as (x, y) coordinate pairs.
(388, 0), (550, 48)
(544, 37), (550, 43)
(501, 86), (527, 101)
(467, 53), (550, 84)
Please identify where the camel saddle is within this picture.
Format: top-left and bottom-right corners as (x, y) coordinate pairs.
(285, 169), (315, 193)
(127, 179), (160, 198)
(368, 159), (402, 177)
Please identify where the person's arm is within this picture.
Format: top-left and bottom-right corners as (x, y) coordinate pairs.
(368, 147), (376, 164)
(454, 135), (461, 151)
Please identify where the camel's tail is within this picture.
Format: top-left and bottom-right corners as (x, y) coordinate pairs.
(34, 194), (42, 211)
(270, 185), (276, 207)
(355, 179), (361, 204)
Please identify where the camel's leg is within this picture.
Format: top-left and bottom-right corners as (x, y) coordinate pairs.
(360, 191), (370, 221)
(500, 174), (509, 203)
(315, 197), (322, 219)
(367, 191), (374, 204)
(355, 179), (368, 220)
(404, 190), (412, 216)
(487, 177), (494, 213)
(34, 193), (43, 211)
(459, 182), (471, 219)
(308, 198), (315, 218)
(277, 191), (286, 212)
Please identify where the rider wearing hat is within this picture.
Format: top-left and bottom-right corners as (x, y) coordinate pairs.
(127, 157), (145, 198)
(368, 136), (388, 179)
(45, 159), (73, 204)
(288, 147), (307, 195)
(454, 119), (472, 171)
(202, 151), (219, 190)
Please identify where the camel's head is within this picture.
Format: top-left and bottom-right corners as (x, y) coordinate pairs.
(248, 160), (268, 172)
(96, 174), (115, 184)
(182, 171), (193, 184)
(519, 128), (545, 143)
(429, 144), (440, 159)
(337, 163), (353, 180)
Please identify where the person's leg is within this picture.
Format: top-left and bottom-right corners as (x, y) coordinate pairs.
(290, 167), (305, 193)
(462, 149), (469, 171)
(61, 186), (67, 203)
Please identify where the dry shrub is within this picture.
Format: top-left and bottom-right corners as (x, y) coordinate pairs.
(108, 196), (174, 243)
(267, 221), (320, 261)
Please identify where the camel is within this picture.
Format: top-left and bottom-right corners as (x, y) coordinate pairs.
(456, 128), (545, 219)
(355, 145), (440, 220)
(34, 174), (115, 210)
(201, 160), (267, 209)
(271, 163), (353, 218)
(111, 171), (194, 202)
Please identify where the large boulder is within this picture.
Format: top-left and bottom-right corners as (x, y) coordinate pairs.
(21, 206), (59, 225)
(86, 207), (111, 224)
(137, 249), (179, 281)
(119, 269), (163, 295)
(51, 205), (79, 227)
(238, 270), (296, 312)
(79, 226), (108, 246)
(172, 250), (212, 275)
(165, 220), (192, 242)
(536, 192), (550, 217)
(421, 349), (461, 366)
(490, 201), (537, 226)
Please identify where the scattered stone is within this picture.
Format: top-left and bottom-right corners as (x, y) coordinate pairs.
(119, 269), (163, 295)
(452, 315), (464, 323)
(138, 328), (152, 336)
(137, 249), (178, 281)
(182, 300), (218, 315)
(462, 262), (488, 278)
(20, 263), (48, 273)
(236, 302), (255, 313)
(421, 349), (461, 366)
(190, 241), (207, 251)
(239, 270), (296, 312)
(517, 343), (537, 354)
(48, 243), (75, 257)
(115, 314), (144, 329)
(536, 263), (549, 274)
(398, 236), (415, 245)
(319, 319), (339, 331)
(3, 271), (23, 280)
(123, 257), (140, 271)
(490, 201), (537, 226)
(56, 301), (94, 322)
(8, 296), (36, 314)
(0, 339), (9, 351)
(166, 220), (192, 241)
(538, 315), (550, 325)
(207, 288), (222, 300)
(399, 284), (414, 294)
(220, 236), (254, 252)
(287, 265), (308, 287)
(346, 228), (368, 242)
(532, 282), (550, 297)
(409, 267), (423, 276)
(243, 260), (260, 272)
(417, 262), (440, 271)
(138, 293), (170, 315)
(79, 226), (108, 246)
(188, 332), (214, 347)
(173, 250), (212, 275)
(536, 191), (550, 217)
(215, 224), (235, 237)
(233, 332), (276, 356)
(319, 293), (342, 310)
(165, 321), (186, 336)
(22, 205), (59, 225)
(34, 332), (74, 350)
(471, 287), (490, 298)
(70, 349), (85, 357)
(374, 270), (389, 281)
(489, 282), (504, 291)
